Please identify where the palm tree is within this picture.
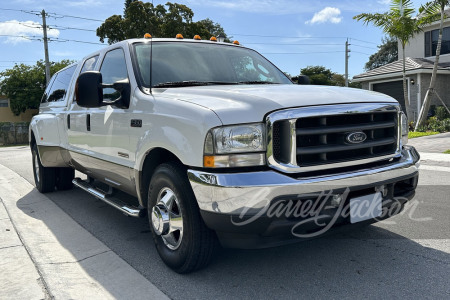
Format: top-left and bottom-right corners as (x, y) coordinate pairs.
(415, 0), (450, 131)
(354, 0), (424, 119)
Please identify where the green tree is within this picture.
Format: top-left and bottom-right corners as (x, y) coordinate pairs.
(365, 36), (398, 71)
(0, 60), (72, 115)
(300, 66), (334, 85)
(97, 1), (228, 44)
(354, 0), (428, 119)
(415, 0), (450, 130)
(300, 66), (347, 86)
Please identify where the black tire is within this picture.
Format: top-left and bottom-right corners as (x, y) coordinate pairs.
(148, 162), (217, 273)
(56, 167), (75, 190)
(31, 144), (56, 193)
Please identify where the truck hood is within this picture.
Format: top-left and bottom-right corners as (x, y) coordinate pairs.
(156, 84), (398, 124)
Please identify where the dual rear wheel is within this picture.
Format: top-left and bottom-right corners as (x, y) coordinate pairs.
(31, 144), (74, 193)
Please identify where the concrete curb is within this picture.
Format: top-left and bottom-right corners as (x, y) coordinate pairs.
(419, 152), (450, 163)
(0, 163), (169, 300)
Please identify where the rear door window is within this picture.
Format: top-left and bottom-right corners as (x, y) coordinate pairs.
(41, 65), (76, 103)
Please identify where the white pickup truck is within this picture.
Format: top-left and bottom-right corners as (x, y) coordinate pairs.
(30, 36), (420, 273)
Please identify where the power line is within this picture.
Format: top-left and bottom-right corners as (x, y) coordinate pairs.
(231, 33), (348, 39)
(49, 37), (104, 45)
(246, 42), (342, 46)
(352, 44), (378, 50)
(262, 51), (345, 55)
(48, 24), (96, 32)
(0, 34), (38, 40)
(0, 8), (40, 15)
(352, 51), (372, 55)
(1, 21), (41, 29)
(349, 38), (378, 45)
(47, 12), (103, 22)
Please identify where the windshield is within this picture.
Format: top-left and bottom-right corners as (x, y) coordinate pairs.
(132, 41), (292, 88)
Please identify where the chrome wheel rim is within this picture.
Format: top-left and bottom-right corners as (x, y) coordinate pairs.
(34, 152), (40, 183)
(151, 187), (183, 250)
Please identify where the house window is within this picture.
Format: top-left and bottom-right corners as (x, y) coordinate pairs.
(0, 99), (8, 107)
(425, 26), (450, 57)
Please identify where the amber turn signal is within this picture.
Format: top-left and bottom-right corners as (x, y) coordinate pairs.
(204, 156), (215, 168)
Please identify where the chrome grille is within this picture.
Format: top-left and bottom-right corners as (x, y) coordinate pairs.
(266, 103), (401, 173)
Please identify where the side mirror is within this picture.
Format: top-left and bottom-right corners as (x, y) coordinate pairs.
(75, 71), (131, 109)
(297, 75), (310, 85)
(108, 79), (131, 109)
(75, 71), (103, 108)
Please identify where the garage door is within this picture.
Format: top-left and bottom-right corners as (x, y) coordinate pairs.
(372, 80), (406, 112)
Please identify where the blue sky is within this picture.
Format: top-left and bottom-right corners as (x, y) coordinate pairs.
(0, 0), (422, 79)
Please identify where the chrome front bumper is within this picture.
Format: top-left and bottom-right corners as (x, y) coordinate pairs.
(188, 146), (420, 215)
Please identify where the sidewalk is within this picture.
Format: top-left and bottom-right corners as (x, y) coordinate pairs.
(408, 132), (450, 153)
(408, 132), (450, 170)
(0, 163), (168, 300)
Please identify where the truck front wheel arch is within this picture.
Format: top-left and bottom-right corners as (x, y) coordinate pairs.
(140, 148), (183, 208)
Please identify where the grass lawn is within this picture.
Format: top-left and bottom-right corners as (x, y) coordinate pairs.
(444, 150), (450, 154)
(408, 131), (440, 139)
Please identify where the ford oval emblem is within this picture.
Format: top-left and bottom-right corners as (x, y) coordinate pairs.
(346, 132), (367, 144)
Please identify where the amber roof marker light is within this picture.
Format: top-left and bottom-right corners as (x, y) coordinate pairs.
(193, 35), (201, 40)
(144, 33), (152, 39)
(233, 40), (240, 45)
(210, 36), (217, 42)
(176, 33), (184, 39)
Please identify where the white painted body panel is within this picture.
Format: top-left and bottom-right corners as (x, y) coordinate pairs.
(154, 84), (397, 125)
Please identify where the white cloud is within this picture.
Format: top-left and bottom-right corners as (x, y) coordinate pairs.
(0, 20), (59, 44)
(306, 7), (342, 25)
(377, 0), (391, 4)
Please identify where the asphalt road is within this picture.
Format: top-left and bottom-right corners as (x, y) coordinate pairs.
(1, 146), (449, 299)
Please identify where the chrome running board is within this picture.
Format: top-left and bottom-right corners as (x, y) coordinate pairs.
(72, 178), (144, 218)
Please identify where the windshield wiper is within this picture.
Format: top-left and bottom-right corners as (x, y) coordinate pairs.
(237, 81), (278, 85)
(153, 80), (236, 88)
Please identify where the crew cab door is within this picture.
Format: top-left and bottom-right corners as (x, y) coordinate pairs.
(87, 47), (134, 193)
(67, 56), (99, 172)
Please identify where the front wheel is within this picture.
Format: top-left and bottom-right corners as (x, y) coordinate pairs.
(148, 163), (217, 273)
(32, 144), (56, 193)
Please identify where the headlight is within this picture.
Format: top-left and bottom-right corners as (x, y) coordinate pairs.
(213, 123), (265, 154)
(203, 123), (266, 167)
(401, 112), (408, 145)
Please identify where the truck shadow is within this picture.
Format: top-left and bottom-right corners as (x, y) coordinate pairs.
(17, 186), (450, 299)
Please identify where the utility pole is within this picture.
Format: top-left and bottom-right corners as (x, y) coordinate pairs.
(345, 39), (350, 87)
(41, 9), (51, 86)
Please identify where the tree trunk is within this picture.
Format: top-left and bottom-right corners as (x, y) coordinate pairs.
(402, 44), (411, 119)
(415, 6), (445, 131)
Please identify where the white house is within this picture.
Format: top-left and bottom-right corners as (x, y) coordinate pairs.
(353, 14), (450, 121)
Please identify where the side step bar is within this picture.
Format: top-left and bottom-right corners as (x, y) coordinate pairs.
(72, 178), (145, 218)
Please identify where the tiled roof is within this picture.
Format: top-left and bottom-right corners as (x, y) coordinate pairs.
(353, 57), (450, 80)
